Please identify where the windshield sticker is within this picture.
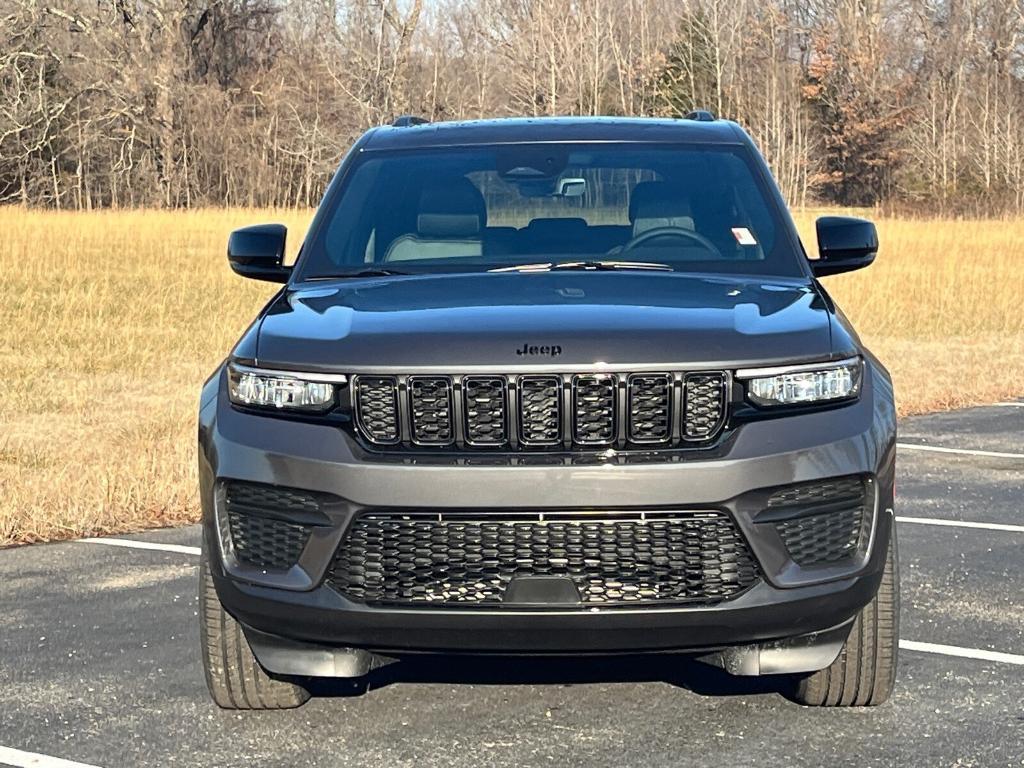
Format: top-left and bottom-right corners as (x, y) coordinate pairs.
(731, 227), (757, 246)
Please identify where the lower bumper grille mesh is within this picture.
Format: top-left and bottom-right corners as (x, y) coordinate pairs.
(328, 511), (759, 607)
(768, 477), (871, 565)
(223, 482), (315, 570)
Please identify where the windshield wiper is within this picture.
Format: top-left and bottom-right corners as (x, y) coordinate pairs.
(489, 260), (673, 273)
(310, 267), (412, 279)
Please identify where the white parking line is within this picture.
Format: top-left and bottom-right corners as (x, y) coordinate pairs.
(994, 402), (1024, 407)
(896, 442), (1024, 460)
(896, 516), (1024, 534)
(900, 640), (1024, 666)
(0, 745), (103, 768)
(76, 537), (201, 556)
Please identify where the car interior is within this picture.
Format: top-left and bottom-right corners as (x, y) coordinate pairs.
(319, 147), (778, 272)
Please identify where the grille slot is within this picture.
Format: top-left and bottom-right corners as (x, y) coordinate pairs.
(223, 483), (316, 570)
(519, 376), (562, 445)
(408, 377), (454, 444)
(354, 376), (400, 444)
(572, 375), (617, 445)
(463, 377), (508, 445)
(328, 511), (760, 607)
(628, 374), (672, 443)
(768, 477), (871, 566)
(683, 372), (727, 440)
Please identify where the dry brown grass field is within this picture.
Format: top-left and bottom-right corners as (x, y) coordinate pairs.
(1, 207), (1022, 546)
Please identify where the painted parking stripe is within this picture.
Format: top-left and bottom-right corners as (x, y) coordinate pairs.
(897, 516), (1024, 534)
(0, 745), (103, 768)
(77, 537), (201, 556)
(900, 640), (1024, 666)
(994, 402), (1024, 407)
(896, 442), (1024, 460)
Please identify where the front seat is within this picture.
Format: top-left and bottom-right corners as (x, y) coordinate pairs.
(385, 178), (486, 262)
(628, 181), (695, 237)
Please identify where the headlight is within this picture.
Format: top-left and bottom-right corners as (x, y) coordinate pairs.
(227, 363), (341, 411)
(739, 357), (863, 407)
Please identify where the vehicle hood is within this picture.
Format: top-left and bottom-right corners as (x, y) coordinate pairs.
(252, 272), (834, 370)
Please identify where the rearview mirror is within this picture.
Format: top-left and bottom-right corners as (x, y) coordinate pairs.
(556, 178), (587, 198)
(227, 224), (291, 283)
(811, 216), (878, 277)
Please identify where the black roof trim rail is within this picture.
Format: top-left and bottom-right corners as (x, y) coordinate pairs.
(392, 115), (430, 127)
(683, 110), (717, 122)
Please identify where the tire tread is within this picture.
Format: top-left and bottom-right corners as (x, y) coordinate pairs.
(789, 525), (899, 707)
(199, 547), (310, 710)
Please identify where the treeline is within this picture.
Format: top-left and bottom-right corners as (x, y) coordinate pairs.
(2, 0), (1023, 213)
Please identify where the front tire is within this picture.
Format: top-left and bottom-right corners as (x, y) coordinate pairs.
(199, 545), (310, 710)
(788, 525), (899, 707)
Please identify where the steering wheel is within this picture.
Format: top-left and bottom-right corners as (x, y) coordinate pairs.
(618, 226), (722, 258)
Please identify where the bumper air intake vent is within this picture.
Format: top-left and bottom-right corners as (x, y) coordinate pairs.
(767, 476), (872, 566)
(222, 482), (317, 570)
(328, 510), (760, 607)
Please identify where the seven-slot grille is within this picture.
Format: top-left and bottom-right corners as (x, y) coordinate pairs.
(352, 372), (727, 451)
(327, 510), (760, 607)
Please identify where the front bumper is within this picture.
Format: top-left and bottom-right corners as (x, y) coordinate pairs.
(199, 362), (896, 664)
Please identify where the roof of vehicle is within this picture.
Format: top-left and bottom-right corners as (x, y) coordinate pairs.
(362, 116), (747, 150)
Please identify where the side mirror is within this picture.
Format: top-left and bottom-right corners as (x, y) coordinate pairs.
(811, 216), (878, 277)
(227, 224), (291, 283)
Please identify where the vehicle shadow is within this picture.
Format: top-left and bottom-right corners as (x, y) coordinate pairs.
(304, 653), (792, 701)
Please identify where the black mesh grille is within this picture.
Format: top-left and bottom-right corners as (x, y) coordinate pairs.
(224, 483), (316, 569)
(572, 375), (616, 444)
(328, 511), (759, 607)
(683, 373), (726, 439)
(409, 377), (453, 444)
(355, 376), (400, 444)
(628, 374), (672, 442)
(352, 371), (727, 450)
(463, 377), (508, 445)
(767, 477), (864, 508)
(768, 477), (871, 566)
(519, 376), (561, 445)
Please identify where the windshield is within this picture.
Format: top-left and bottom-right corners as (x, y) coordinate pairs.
(298, 143), (804, 279)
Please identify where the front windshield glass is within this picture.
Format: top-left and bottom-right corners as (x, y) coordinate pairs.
(298, 143), (803, 279)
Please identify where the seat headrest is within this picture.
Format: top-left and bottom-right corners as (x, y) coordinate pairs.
(629, 181), (694, 236)
(417, 178), (486, 238)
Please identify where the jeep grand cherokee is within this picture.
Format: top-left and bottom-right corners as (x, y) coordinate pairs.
(197, 115), (897, 709)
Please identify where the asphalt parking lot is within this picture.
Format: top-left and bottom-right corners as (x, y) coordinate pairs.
(2, 403), (1023, 768)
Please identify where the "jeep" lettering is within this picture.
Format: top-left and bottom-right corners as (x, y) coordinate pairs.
(516, 342), (563, 357)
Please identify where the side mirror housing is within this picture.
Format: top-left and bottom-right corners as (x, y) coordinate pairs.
(227, 224), (291, 283)
(811, 216), (878, 277)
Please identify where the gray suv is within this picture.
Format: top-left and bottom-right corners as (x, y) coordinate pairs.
(198, 115), (897, 710)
